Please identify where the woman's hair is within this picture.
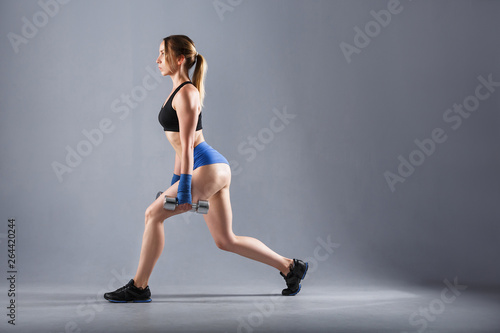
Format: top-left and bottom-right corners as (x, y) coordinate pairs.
(163, 35), (207, 107)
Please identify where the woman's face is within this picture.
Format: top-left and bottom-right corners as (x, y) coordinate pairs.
(156, 41), (172, 76)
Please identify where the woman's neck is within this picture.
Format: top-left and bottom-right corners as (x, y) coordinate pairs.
(170, 71), (190, 87)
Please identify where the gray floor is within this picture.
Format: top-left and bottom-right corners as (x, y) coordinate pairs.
(5, 283), (500, 333)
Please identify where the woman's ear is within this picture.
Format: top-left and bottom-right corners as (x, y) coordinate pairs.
(177, 54), (185, 66)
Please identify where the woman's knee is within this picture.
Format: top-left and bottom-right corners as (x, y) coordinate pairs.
(214, 235), (237, 251)
(144, 204), (165, 225)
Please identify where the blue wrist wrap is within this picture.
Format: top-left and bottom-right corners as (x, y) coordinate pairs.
(177, 174), (192, 205)
(171, 173), (181, 186)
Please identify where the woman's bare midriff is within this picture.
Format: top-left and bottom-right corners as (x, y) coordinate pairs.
(165, 130), (205, 156)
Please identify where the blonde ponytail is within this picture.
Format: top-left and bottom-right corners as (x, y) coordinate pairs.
(192, 53), (207, 108)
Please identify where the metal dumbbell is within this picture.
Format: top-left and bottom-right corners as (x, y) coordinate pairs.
(156, 191), (209, 214)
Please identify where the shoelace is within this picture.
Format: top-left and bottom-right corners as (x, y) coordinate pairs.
(114, 281), (133, 293)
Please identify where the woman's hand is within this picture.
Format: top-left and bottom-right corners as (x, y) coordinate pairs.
(176, 202), (193, 213)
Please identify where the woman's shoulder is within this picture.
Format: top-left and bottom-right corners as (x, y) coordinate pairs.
(175, 82), (200, 110)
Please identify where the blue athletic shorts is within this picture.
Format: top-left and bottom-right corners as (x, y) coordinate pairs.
(193, 141), (229, 170)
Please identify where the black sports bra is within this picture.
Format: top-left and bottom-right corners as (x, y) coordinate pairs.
(158, 81), (202, 132)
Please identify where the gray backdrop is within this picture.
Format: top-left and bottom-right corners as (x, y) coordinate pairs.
(0, 0), (499, 292)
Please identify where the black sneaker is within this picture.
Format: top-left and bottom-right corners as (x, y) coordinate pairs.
(104, 279), (152, 303)
(280, 259), (308, 296)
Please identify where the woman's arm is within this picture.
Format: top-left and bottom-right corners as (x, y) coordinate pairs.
(174, 153), (181, 175)
(170, 153), (181, 186)
(175, 86), (200, 205)
(176, 87), (199, 174)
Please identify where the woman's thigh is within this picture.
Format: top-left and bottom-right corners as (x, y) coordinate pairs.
(202, 185), (234, 245)
(191, 163), (231, 203)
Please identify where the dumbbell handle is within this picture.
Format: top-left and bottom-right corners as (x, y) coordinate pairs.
(156, 192), (209, 214)
(165, 197), (209, 214)
(190, 203), (204, 212)
(167, 200), (205, 211)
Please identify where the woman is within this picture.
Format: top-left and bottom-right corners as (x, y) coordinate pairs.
(104, 35), (308, 303)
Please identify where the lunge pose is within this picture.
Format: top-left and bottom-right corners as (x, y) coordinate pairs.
(104, 35), (308, 303)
